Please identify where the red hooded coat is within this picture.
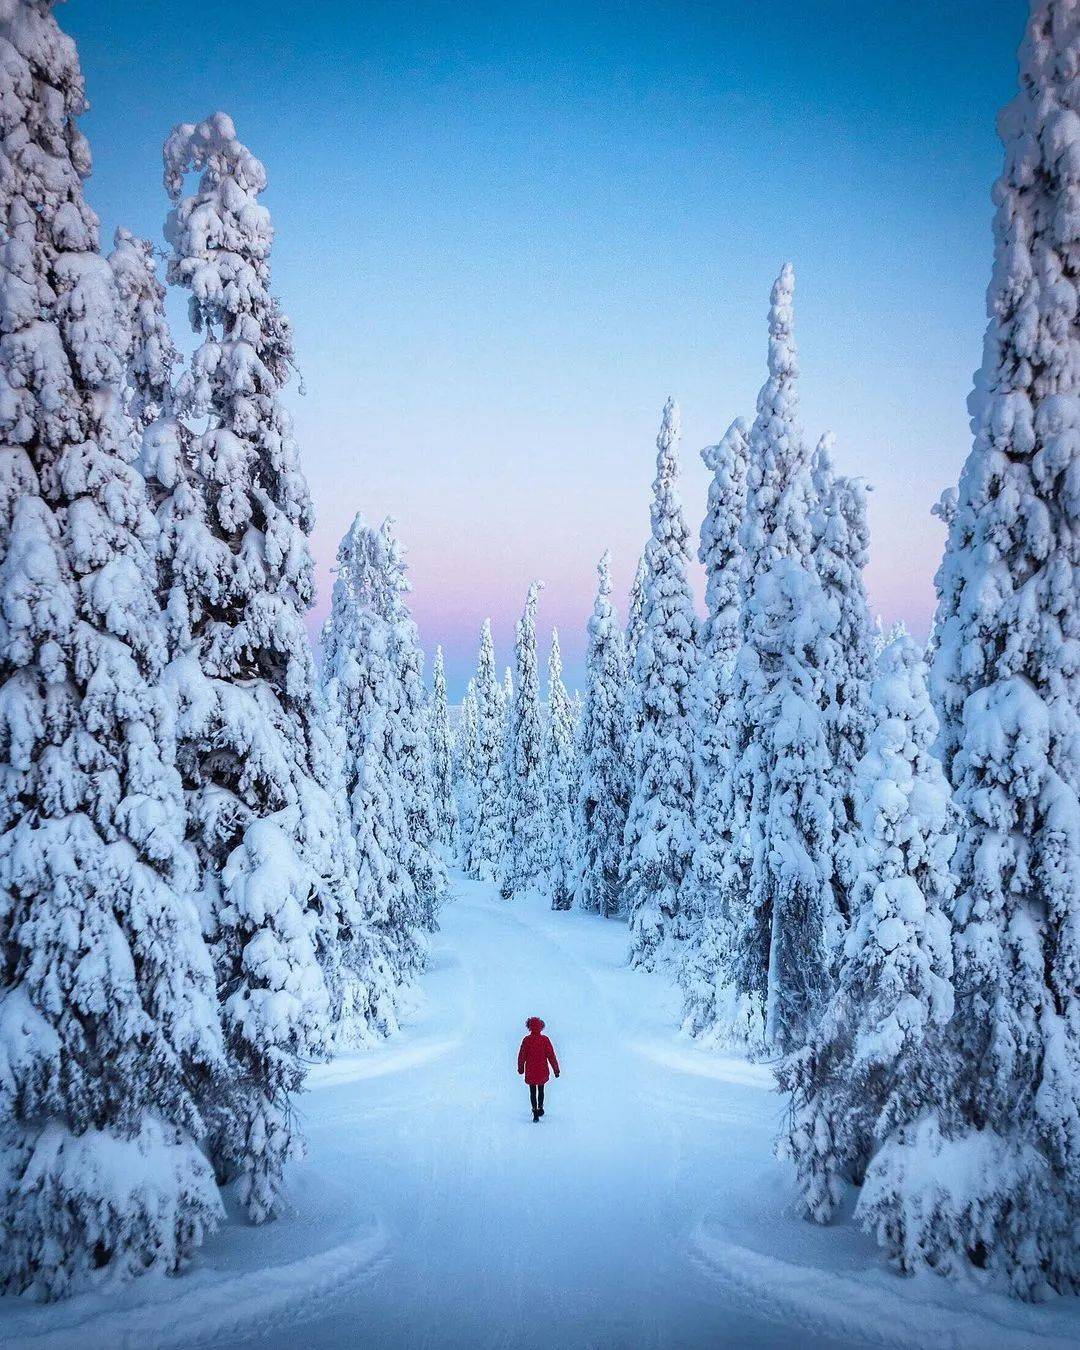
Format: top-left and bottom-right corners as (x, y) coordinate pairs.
(518, 1017), (560, 1086)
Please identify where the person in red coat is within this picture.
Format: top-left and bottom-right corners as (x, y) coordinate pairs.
(517, 1016), (560, 1121)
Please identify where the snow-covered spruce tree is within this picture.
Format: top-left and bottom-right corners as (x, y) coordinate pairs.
(0, 0), (225, 1295)
(114, 168), (354, 1052)
(710, 264), (835, 1053)
(320, 528), (400, 1050)
(373, 517), (446, 931)
(502, 583), (550, 898)
(622, 400), (699, 970)
(864, 2), (1080, 1297)
(754, 560), (844, 1054)
(546, 627), (576, 910)
(311, 667), (386, 1048)
(873, 617), (909, 661)
(624, 546), (650, 740)
(109, 227), (177, 434)
(887, 619), (909, 646)
(699, 418), (750, 679)
(455, 677), (479, 865)
(569, 687), (585, 815)
(162, 113), (345, 1221)
(568, 686), (584, 815)
(320, 516), (415, 1020)
(925, 488), (958, 665)
(682, 419), (749, 1033)
(465, 620), (506, 883)
(498, 662), (514, 866)
(625, 547), (650, 671)
(810, 432), (874, 902)
(110, 229), (365, 1040)
(811, 433), (874, 780)
(109, 221), (270, 827)
(430, 645), (459, 858)
(502, 664), (514, 735)
(739, 268), (817, 578)
(777, 637), (956, 1222)
(576, 551), (632, 917)
(107, 225), (211, 651)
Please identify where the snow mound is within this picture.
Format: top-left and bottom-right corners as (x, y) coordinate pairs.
(1, 1224), (387, 1350)
(307, 1036), (456, 1088)
(628, 1038), (774, 1089)
(691, 1218), (1079, 1350)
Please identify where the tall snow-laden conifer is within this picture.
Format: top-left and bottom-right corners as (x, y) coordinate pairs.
(811, 433), (874, 902)
(499, 662), (514, 864)
(465, 621), (505, 883)
(681, 418), (749, 1036)
(625, 548), (649, 671)
(755, 560), (844, 1054)
(109, 228), (176, 434)
(546, 627), (575, 910)
(699, 419), (750, 677)
(109, 230), (379, 1044)
(118, 162), (352, 1044)
(455, 677), (479, 865)
(430, 645), (459, 857)
(321, 516), (413, 1023)
(624, 547), (650, 739)
(777, 637), (956, 1222)
(740, 268), (817, 577)
(108, 226), (201, 639)
(622, 401), (699, 969)
(107, 226), (231, 673)
(502, 665), (513, 736)
(867, 2), (1080, 1297)
(708, 265), (841, 1053)
(163, 113), (342, 1221)
(0, 0), (225, 1295)
(373, 518), (446, 932)
(925, 490), (959, 665)
(569, 687), (585, 810)
(112, 232), (348, 1031)
(312, 671), (380, 1047)
(576, 552), (632, 917)
(502, 583), (549, 897)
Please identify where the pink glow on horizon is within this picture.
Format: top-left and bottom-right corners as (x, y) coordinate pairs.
(304, 459), (947, 702)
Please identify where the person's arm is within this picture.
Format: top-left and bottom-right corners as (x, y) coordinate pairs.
(547, 1039), (560, 1077)
(517, 1039), (526, 1075)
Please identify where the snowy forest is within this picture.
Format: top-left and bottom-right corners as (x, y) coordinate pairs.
(1, 0), (1079, 1346)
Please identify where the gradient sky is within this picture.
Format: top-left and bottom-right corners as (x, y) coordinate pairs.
(66, 0), (1026, 697)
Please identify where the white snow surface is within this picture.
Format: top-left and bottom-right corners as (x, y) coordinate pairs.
(3, 873), (1078, 1349)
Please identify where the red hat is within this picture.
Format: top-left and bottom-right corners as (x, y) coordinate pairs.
(525, 1016), (545, 1032)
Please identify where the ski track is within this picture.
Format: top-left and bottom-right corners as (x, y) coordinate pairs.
(3, 872), (1079, 1349)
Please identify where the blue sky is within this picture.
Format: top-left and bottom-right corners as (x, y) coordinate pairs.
(66, 0), (1027, 696)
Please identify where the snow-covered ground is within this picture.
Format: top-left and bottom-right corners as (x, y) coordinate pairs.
(4, 874), (1079, 1350)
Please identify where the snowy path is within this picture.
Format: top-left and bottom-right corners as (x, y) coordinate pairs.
(5, 874), (1080, 1349)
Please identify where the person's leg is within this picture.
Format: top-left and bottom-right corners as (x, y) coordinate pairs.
(537, 1083), (545, 1114)
(529, 1083), (538, 1115)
